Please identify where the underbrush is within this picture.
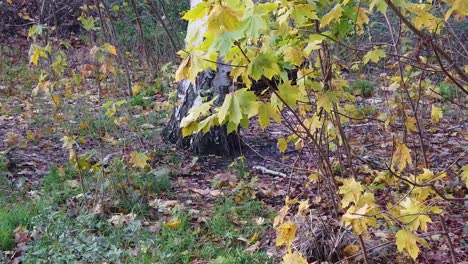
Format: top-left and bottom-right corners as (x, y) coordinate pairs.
(0, 162), (276, 263)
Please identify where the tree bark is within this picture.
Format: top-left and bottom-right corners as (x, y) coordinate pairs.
(163, 0), (241, 156)
(163, 63), (240, 155)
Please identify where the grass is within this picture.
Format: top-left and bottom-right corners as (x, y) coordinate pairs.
(346, 80), (376, 97)
(0, 161), (277, 263)
(0, 176), (37, 250)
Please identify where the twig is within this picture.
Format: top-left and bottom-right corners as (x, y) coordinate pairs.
(439, 215), (457, 264)
(252, 165), (287, 177)
(358, 234), (370, 264)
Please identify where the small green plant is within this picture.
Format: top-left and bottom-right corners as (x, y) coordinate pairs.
(0, 205), (35, 250)
(228, 156), (249, 179)
(346, 80), (375, 97)
(438, 82), (458, 100)
(207, 198), (270, 243)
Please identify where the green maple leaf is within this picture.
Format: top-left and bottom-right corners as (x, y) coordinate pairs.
(210, 30), (243, 56)
(217, 89), (258, 131)
(278, 81), (301, 107)
(79, 15), (95, 31)
(316, 91), (339, 113)
(291, 4), (318, 25)
(248, 52), (281, 80)
(363, 48), (386, 64)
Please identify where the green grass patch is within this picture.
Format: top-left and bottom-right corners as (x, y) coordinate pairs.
(346, 80), (376, 97)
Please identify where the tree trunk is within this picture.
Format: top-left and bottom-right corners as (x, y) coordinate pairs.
(163, 0), (240, 156)
(163, 63), (240, 155)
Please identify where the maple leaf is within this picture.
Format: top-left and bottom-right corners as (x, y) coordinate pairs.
(283, 251), (308, 264)
(182, 1), (209, 22)
(273, 204), (289, 227)
(257, 103), (270, 129)
(431, 105), (443, 124)
(248, 52), (281, 80)
(278, 81), (303, 107)
(445, 0), (468, 21)
(316, 91), (339, 113)
(207, 3), (242, 34)
(296, 200), (309, 217)
(277, 137), (288, 153)
(129, 152), (149, 169)
(338, 178), (364, 208)
(399, 198), (432, 232)
(363, 48), (386, 64)
(395, 228), (428, 260)
(342, 203), (376, 234)
(405, 117), (417, 133)
(165, 218), (181, 229)
(392, 143), (412, 171)
(241, 2), (276, 38)
(276, 221), (297, 253)
(284, 46), (306, 66)
(175, 51), (217, 83)
(370, 0), (387, 13)
(320, 4), (344, 28)
(356, 7), (370, 34)
(291, 4), (318, 24)
(462, 165), (468, 188)
(102, 43), (117, 55)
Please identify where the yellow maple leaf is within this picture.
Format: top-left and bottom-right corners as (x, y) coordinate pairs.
(342, 203), (376, 234)
(462, 165), (468, 188)
(399, 198), (432, 232)
(338, 178), (364, 208)
(273, 204), (290, 227)
(392, 143), (412, 171)
(207, 3), (242, 34)
(284, 46), (306, 66)
(165, 218), (181, 229)
(283, 251), (308, 264)
(175, 51), (216, 83)
(276, 221), (297, 253)
(431, 105), (443, 124)
(395, 228), (428, 260)
(343, 244), (360, 256)
(320, 4), (344, 28)
(102, 43), (117, 55)
(129, 152), (149, 169)
(277, 137), (288, 153)
(52, 94), (61, 106)
(355, 7), (369, 34)
(363, 48), (386, 64)
(296, 200), (309, 217)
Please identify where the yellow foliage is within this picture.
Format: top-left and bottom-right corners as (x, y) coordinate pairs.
(276, 221), (297, 253)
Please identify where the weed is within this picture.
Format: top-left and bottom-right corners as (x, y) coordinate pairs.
(346, 80), (375, 97)
(438, 82), (458, 101)
(228, 156), (249, 179)
(207, 198), (271, 245)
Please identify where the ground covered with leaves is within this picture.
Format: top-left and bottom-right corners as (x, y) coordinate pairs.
(1, 40), (467, 264)
(1, 0), (468, 261)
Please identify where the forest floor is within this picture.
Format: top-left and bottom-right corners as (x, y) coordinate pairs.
(1, 42), (467, 263)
